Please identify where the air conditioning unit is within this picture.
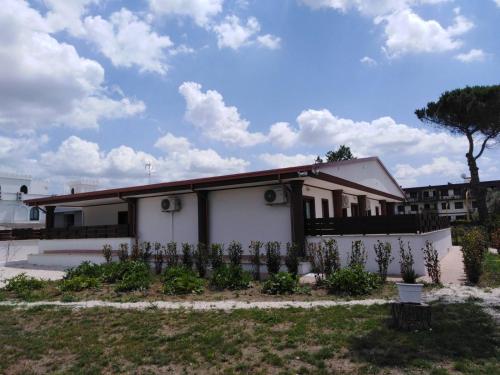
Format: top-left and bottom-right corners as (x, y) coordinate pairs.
(341, 194), (350, 208)
(264, 187), (288, 205)
(161, 197), (181, 212)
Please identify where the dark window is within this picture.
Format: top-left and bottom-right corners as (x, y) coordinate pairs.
(397, 205), (405, 213)
(342, 208), (348, 217)
(410, 205), (418, 212)
(64, 214), (75, 228)
(409, 192), (418, 198)
(453, 188), (461, 196)
(303, 197), (316, 220)
(29, 207), (39, 221)
(440, 189), (448, 197)
(424, 203), (430, 209)
(20, 185), (28, 194)
(441, 202), (448, 210)
(321, 199), (329, 218)
(350, 203), (359, 217)
(423, 191), (429, 198)
(118, 211), (129, 225)
(375, 206), (380, 216)
(454, 201), (464, 209)
(71, 188), (75, 194)
(456, 215), (466, 220)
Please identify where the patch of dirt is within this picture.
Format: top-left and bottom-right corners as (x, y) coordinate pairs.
(4, 352), (76, 375)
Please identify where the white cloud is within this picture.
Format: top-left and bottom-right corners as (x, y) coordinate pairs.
(148, 0), (223, 27)
(0, 133), (49, 174)
(267, 122), (299, 148)
(393, 157), (466, 186)
(179, 82), (266, 147)
(376, 8), (473, 57)
(455, 48), (486, 63)
(495, 0), (500, 7)
(270, 109), (467, 156)
(44, 0), (98, 36)
(82, 9), (173, 74)
(213, 15), (281, 50)
(0, 0), (145, 130)
(40, 134), (249, 186)
(302, 0), (473, 57)
(259, 153), (316, 168)
(360, 56), (377, 66)
(257, 34), (281, 49)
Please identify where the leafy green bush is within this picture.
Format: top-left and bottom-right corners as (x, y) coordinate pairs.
(181, 243), (194, 270)
(99, 261), (128, 283)
(284, 243), (300, 276)
(461, 228), (488, 284)
(102, 244), (112, 263)
(399, 239), (417, 283)
(210, 243), (224, 270)
(422, 240), (441, 284)
(118, 243), (129, 262)
(4, 273), (45, 296)
(373, 240), (393, 282)
(227, 241), (243, 267)
(249, 240), (264, 281)
(165, 241), (178, 268)
(262, 272), (297, 295)
(324, 239), (341, 276)
(59, 276), (100, 292)
(153, 242), (164, 275)
(325, 266), (380, 296)
(210, 265), (252, 290)
(114, 261), (152, 292)
(266, 241), (281, 275)
(349, 240), (367, 268)
(64, 261), (102, 280)
(163, 266), (204, 295)
(194, 243), (210, 278)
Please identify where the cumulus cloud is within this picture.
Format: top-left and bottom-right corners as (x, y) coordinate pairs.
(302, 0), (474, 57)
(259, 153), (316, 168)
(179, 82), (266, 147)
(269, 109), (467, 156)
(40, 134), (249, 186)
(360, 56), (377, 66)
(82, 9), (173, 74)
(44, 0), (99, 36)
(0, 0), (144, 130)
(495, 0), (500, 7)
(213, 15), (281, 50)
(393, 157), (466, 186)
(148, 0), (223, 27)
(455, 48), (487, 63)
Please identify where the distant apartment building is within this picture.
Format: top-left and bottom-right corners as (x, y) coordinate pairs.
(397, 180), (500, 222)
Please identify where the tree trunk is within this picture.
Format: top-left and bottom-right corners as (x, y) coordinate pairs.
(466, 152), (488, 223)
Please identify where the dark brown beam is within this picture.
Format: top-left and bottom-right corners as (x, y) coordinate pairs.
(358, 195), (367, 216)
(46, 206), (55, 229)
(197, 191), (209, 246)
(127, 198), (137, 237)
(289, 180), (305, 256)
(386, 202), (396, 216)
(380, 200), (387, 216)
(332, 189), (343, 218)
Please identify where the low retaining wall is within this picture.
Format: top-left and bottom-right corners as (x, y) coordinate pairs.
(306, 228), (452, 276)
(39, 238), (133, 253)
(0, 239), (40, 265)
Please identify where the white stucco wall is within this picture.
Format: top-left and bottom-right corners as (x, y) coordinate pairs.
(39, 237), (133, 252)
(306, 228), (452, 276)
(320, 159), (404, 198)
(82, 203), (128, 226)
(302, 185), (333, 218)
(209, 186), (291, 252)
(137, 194), (198, 244)
(0, 239), (39, 265)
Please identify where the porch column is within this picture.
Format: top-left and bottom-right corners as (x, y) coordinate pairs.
(386, 202), (395, 216)
(380, 200), (387, 216)
(358, 195), (367, 216)
(197, 191), (209, 246)
(332, 189), (343, 218)
(289, 180), (305, 256)
(46, 206), (55, 229)
(127, 198), (137, 237)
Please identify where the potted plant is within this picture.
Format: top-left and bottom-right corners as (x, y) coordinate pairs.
(396, 239), (423, 303)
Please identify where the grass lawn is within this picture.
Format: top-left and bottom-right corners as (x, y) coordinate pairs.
(0, 276), (398, 303)
(480, 252), (500, 288)
(0, 303), (498, 375)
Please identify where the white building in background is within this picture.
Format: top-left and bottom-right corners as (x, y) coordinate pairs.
(0, 173), (49, 229)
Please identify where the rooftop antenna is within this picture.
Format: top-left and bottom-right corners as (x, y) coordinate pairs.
(145, 161), (152, 184)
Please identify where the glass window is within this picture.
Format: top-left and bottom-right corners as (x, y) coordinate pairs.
(398, 205), (405, 213)
(20, 185), (28, 194)
(441, 202), (448, 210)
(454, 201), (464, 209)
(29, 207), (39, 221)
(410, 204), (418, 212)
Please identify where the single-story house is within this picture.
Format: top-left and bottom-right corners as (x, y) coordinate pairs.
(22, 157), (452, 274)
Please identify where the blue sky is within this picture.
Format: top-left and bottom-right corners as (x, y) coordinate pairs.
(0, 0), (499, 192)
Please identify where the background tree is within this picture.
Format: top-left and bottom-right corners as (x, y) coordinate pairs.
(415, 85), (500, 222)
(316, 145), (355, 163)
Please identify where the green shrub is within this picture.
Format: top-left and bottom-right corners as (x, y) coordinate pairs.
(163, 266), (204, 295)
(349, 240), (367, 268)
(100, 261), (129, 283)
(194, 243), (210, 278)
(118, 243), (129, 262)
(399, 239), (417, 283)
(165, 241), (178, 268)
(210, 265), (252, 290)
(210, 243), (225, 270)
(262, 272), (298, 295)
(102, 244), (112, 263)
(114, 261), (152, 292)
(227, 241), (243, 267)
(422, 240), (441, 284)
(153, 242), (164, 275)
(249, 241), (264, 281)
(324, 239), (341, 276)
(4, 273), (45, 296)
(181, 243), (194, 270)
(140, 241), (153, 263)
(325, 266), (380, 296)
(461, 228), (488, 284)
(64, 261), (102, 280)
(59, 276), (100, 292)
(373, 240), (393, 282)
(266, 241), (281, 275)
(284, 243), (300, 276)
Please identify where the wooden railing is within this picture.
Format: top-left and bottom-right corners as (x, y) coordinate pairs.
(305, 214), (450, 236)
(0, 225), (130, 241)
